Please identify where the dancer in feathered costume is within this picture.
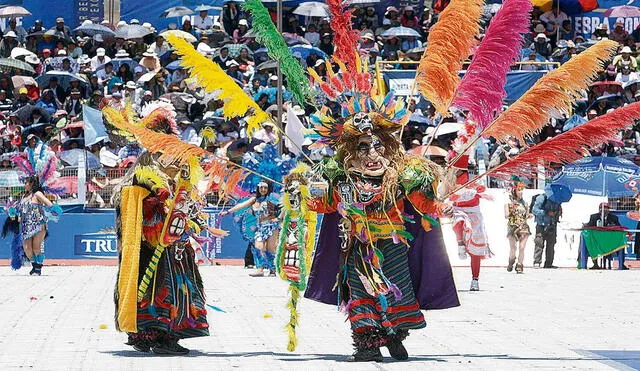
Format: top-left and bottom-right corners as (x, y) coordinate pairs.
(300, 59), (460, 361)
(2, 151), (63, 275)
(106, 104), (227, 355)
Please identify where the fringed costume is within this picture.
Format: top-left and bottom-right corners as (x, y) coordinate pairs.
(282, 59), (459, 361)
(106, 104), (227, 355)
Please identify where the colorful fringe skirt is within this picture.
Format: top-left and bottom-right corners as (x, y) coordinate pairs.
(345, 238), (426, 335)
(133, 242), (209, 339)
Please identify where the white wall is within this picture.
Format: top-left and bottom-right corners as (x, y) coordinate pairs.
(441, 188), (605, 268)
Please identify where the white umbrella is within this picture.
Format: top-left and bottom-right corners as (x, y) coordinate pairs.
(194, 4), (217, 12)
(160, 30), (197, 43)
(293, 2), (329, 18)
(426, 122), (463, 136)
(0, 6), (31, 18)
(10, 47), (36, 59)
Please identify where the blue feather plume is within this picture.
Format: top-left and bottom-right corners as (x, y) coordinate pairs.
(10, 230), (23, 270)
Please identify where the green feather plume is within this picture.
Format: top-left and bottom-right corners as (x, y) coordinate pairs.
(242, 0), (314, 105)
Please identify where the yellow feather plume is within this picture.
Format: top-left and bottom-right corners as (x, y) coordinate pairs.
(415, 0), (484, 116)
(286, 285), (300, 352)
(134, 166), (169, 191)
(483, 39), (618, 143)
(166, 35), (271, 138)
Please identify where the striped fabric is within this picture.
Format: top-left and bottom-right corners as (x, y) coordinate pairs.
(346, 239), (426, 333)
(134, 244), (209, 339)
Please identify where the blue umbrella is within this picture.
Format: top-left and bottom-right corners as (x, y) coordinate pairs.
(562, 114), (586, 132)
(552, 156), (640, 198)
(545, 184), (573, 203)
(36, 71), (88, 91)
(165, 60), (184, 70)
(381, 26), (422, 38)
(289, 45), (327, 59)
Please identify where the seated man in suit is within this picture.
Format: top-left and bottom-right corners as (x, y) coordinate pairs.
(585, 203), (621, 269)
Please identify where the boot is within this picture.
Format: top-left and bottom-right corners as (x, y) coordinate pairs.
(385, 330), (409, 360)
(347, 348), (383, 362)
(350, 330), (385, 362)
(515, 263), (524, 274)
(29, 262), (37, 276)
(33, 263), (42, 276)
(507, 257), (516, 272)
(470, 279), (479, 291)
(151, 338), (189, 355)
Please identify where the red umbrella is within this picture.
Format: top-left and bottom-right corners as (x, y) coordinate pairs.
(48, 176), (99, 194)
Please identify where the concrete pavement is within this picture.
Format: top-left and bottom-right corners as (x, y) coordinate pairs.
(0, 265), (639, 370)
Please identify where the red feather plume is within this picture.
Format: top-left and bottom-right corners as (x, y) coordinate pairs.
(326, 0), (360, 72)
(488, 102), (640, 179)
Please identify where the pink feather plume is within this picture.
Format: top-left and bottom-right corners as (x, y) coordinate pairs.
(11, 154), (35, 176)
(453, 0), (532, 129)
(39, 155), (58, 184)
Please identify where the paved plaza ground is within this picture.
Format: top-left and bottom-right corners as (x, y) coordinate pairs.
(0, 264), (639, 370)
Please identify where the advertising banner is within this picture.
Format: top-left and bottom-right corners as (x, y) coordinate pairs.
(382, 70), (547, 103)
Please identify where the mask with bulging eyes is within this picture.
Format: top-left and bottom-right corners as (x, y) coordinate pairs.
(352, 112), (372, 132)
(287, 180), (302, 210)
(347, 134), (390, 177)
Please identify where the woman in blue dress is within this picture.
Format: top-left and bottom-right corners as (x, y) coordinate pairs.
(19, 176), (60, 275)
(221, 181), (280, 276)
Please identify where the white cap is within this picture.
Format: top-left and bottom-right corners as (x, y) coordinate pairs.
(621, 46), (632, 53)
(94, 34), (104, 42)
(130, 19), (140, 25)
(96, 47), (106, 56)
(314, 59), (324, 67)
(226, 59), (239, 67)
(142, 22), (152, 29)
(82, 20), (93, 25)
(213, 22), (221, 28)
(269, 75), (278, 81)
(117, 20), (127, 27)
(239, 19), (248, 26)
(100, 20), (110, 25)
(536, 33), (548, 40)
(57, 49), (67, 56)
(4, 30), (16, 38)
(125, 81), (137, 89)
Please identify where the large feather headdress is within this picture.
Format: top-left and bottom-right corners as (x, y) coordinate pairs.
(309, 56), (408, 146)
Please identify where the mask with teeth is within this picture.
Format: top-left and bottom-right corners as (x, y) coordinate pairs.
(346, 134), (391, 177)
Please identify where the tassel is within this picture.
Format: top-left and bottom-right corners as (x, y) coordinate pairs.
(148, 304), (158, 318)
(374, 248), (384, 264)
(206, 304), (227, 313)
(391, 230), (400, 244)
(389, 283), (402, 301)
(378, 293), (388, 312)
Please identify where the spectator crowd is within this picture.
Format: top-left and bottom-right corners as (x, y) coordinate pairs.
(0, 2), (639, 206)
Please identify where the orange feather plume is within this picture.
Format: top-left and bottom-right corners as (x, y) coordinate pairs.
(483, 39), (618, 143)
(103, 106), (207, 166)
(415, 0), (484, 116)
